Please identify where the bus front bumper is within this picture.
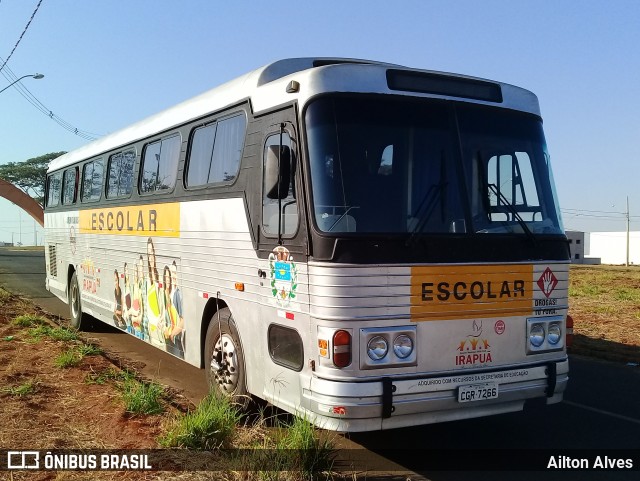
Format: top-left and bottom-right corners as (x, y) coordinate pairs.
(300, 360), (568, 432)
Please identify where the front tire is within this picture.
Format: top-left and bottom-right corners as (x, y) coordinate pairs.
(204, 308), (249, 408)
(68, 271), (86, 329)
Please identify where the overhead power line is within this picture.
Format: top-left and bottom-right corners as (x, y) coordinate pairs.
(0, 59), (102, 140)
(0, 0), (101, 140)
(561, 207), (640, 220)
(0, 0), (45, 74)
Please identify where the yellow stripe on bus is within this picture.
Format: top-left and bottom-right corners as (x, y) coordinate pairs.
(79, 203), (180, 237)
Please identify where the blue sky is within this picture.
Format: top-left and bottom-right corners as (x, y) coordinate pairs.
(1, 0), (639, 244)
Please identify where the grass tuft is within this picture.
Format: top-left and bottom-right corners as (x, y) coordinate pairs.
(77, 343), (102, 356)
(49, 327), (79, 342)
(12, 314), (47, 328)
(271, 414), (335, 479)
(54, 348), (82, 368)
(159, 394), (241, 449)
(121, 377), (164, 415)
(2, 378), (40, 397)
(85, 367), (127, 385)
(27, 324), (79, 342)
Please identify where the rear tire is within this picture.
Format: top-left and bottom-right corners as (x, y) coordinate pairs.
(68, 271), (86, 330)
(204, 308), (249, 409)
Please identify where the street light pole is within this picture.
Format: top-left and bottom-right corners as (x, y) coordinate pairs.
(0, 73), (44, 95)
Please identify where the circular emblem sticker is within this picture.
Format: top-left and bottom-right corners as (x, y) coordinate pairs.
(494, 320), (506, 335)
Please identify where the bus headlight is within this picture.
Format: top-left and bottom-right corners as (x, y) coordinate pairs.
(529, 323), (545, 347)
(526, 316), (565, 354)
(367, 336), (388, 360)
(359, 326), (417, 369)
(393, 335), (413, 359)
(547, 322), (562, 345)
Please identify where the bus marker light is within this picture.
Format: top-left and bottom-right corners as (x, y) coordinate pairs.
(286, 80), (300, 93)
(566, 315), (574, 347)
(318, 339), (329, 358)
(277, 310), (295, 320)
(234, 282), (245, 292)
(333, 330), (352, 368)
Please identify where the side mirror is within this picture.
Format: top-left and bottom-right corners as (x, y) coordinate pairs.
(265, 145), (291, 199)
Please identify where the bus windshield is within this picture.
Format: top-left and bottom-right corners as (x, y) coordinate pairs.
(305, 96), (564, 236)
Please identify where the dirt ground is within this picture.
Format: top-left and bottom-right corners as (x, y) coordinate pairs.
(568, 265), (640, 364)
(0, 290), (171, 481)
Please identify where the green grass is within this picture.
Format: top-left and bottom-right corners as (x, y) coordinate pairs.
(54, 348), (82, 368)
(85, 367), (127, 385)
(49, 326), (79, 342)
(159, 394), (241, 449)
(121, 376), (164, 415)
(569, 283), (601, 298)
(270, 414), (335, 479)
(12, 314), (47, 327)
(2, 379), (39, 397)
(85, 368), (164, 416)
(614, 288), (640, 302)
(77, 343), (102, 356)
(27, 324), (78, 342)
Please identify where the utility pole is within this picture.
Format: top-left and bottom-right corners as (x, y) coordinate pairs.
(626, 196), (630, 267)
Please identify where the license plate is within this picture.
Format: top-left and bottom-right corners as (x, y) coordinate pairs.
(458, 383), (498, 403)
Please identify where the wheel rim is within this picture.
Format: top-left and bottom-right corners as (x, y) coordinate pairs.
(70, 282), (80, 319)
(210, 333), (239, 395)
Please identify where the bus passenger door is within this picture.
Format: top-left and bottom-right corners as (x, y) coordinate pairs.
(257, 120), (309, 409)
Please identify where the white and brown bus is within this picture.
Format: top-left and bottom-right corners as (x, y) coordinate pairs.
(44, 58), (571, 431)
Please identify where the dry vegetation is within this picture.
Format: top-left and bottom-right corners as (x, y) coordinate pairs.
(568, 265), (640, 363)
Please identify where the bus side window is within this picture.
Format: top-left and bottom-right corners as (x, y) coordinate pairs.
(47, 172), (62, 207)
(185, 113), (246, 188)
(107, 149), (136, 198)
(62, 167), (77, 205)
(140, 134), (181, 193)
(262, 132), (298, 236)
(81, 159), (104, 202)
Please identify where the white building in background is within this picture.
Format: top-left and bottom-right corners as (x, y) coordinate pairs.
(565, 231), (586, 263)
(588, 232), (640, 265)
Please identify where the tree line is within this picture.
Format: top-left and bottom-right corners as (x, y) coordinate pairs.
(0, 152), (66, 205)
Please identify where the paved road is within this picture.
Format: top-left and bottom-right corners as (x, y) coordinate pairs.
(1, 247), (639, 480)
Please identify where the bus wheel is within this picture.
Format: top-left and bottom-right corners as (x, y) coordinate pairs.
(68, 271), (85, 330)
(204, 308), (249, 408)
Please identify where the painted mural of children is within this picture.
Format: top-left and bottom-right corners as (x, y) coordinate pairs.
(170, 261), (185, 356)
(146, 237), (166, 349)
(122, 262), (132, 331)
(112, 269), (126, 330)
(162, 265), (183, 358)
(130, 255), (144, 338)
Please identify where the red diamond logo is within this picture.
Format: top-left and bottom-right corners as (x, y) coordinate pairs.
(537, 267), (558, 298)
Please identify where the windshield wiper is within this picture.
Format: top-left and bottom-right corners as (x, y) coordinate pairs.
(487, 183), (536, 244)
(406, 151), (449, 246)
(326, 206), (359, 232)
(405, 181), (447, 246)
